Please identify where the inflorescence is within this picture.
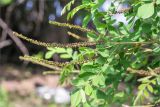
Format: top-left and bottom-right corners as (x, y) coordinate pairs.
(20, 55), (96, 67)
(127, 67), (160, 76)
(49, 21), (100, 36)
(13, 32), (102, 48)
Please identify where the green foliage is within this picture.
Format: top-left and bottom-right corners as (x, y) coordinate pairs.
(45, 47), (74, 59)
(61, 0), (160, 106)
(14, 0), (160, 106)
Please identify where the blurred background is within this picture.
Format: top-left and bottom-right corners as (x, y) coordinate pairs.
(0, 0), (83, 107)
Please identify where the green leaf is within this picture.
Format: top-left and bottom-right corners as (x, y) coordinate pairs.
(151, 80), (156, 85)
(83, 102), (90, 107)
(143, 89), (149, 97)
(157, 77), (160, 85)
(142, 23), (152, 33)
(138, 76), (152, 82)
(71, 89), (82, 107)
(85, 84), (93, 95)
(72, 72), (95, 86)
(82, 14), (91, 27)
(98, 49), (109, 57)
(95, 56), (106, 65)
(137, 3), (154, 19)
(124, 74), (134, 82)
(138, 84), (146, 90)
(147, 85), (153, 93)
(92, 74), (105, 87)
(114, 92), (124, 98)
(94, 0), (105, 7)
(60, 65), (74, 84)
(60, 54), (71, 59)
(79, 71), (95, 79)
(92, 12), (106, 34)
(102, 64), (115, 74)
(61, 0), (75, 15)
(81, 64), (100, 73)
(66, 48), (73, 55)
(80, 89), (86, 103)
(47, 47), (54, 51)
(153, 47), (160, 53)
(67, 4), (91, 20)
(82, 0), (92, 4)
(55, 48), (66, 53)
(45, 51), (55, 59)
(72, 78), (86, 86)
(94, 89), (107, 101)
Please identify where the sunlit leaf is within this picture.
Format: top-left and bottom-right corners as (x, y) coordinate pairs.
(137, 3), (154, 19)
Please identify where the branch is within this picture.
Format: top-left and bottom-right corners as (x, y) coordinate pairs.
(19, 55), (62, 70)
(0, 18), (29, 56)
(67, 31), (88, 41)
(127, 67), (160, 76)
(43, 70), (79, 75)
(0, 40), (12, 49)
(19, 55), (96, 67)
(49, 21), (100, 36)
(13, 32), (102, 48)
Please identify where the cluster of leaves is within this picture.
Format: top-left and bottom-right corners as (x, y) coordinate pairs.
(58, 0), (160, 106)
(45, 47), (75, 59)
(14, 0), (160, 106)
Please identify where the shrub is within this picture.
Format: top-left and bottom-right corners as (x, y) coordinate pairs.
(13, 0), (160, 106)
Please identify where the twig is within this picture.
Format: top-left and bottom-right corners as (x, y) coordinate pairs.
(43, 70), (79, 75)
(19, 55), (96, 67)
(19, 55), (61, 70)
(13, 32), (102, 48)
(127, 67), (160, 76)
(109, 41), (153, 45)
(0, 40), (12, 49)
(13, 31), (156, 49)
(67, 31), (88, 41)
(122, 104), (154, 107)
(1, 29), (8, 41)
(0, 18), (29, 56)
(49, 21), (100, 36)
